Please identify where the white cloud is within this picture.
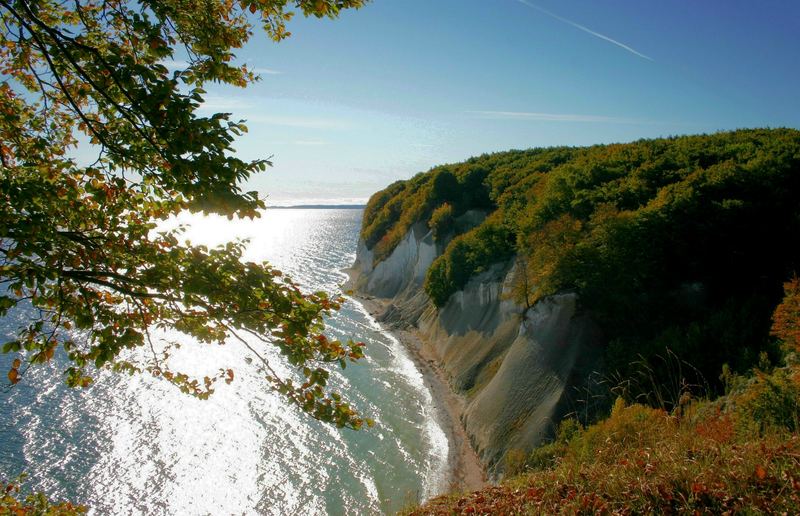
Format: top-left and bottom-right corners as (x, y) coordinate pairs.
(251, 67), (283, 75)
(245, 115), (346, 130)
(195, 96), (347, 129)
(264, 140), (331, 146)
(516, 0), (653, 61)
(158, 59), (190, 70)
(468, 110), (642, 123)
(197, 96), (252, 112)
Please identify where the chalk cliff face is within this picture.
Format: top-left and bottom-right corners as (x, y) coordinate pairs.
(351, 222), (439, 299)
(351, 225), (602, 475)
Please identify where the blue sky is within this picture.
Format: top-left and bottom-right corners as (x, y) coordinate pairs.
(197, 0), (800, 205)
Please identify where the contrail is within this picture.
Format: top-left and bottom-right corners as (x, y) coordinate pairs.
(516, 0), (653, 61)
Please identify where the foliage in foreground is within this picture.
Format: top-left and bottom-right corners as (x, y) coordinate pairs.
(411, 360), (800, 515)
(0, 475), (86, 515)
(406, 278), (800, 515)
(0, 0), (372, 428)
(412, 403), (800, 515)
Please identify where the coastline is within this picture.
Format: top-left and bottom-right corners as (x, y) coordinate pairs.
(352, 293), (487, 496)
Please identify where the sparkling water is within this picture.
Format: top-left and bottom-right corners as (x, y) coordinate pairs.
(0, 208), (448, 515)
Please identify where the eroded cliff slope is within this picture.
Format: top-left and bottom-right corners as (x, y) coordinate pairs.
(350, 225), (602, 474)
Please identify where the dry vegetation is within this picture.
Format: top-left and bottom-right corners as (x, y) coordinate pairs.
(406, 278), (800, 514)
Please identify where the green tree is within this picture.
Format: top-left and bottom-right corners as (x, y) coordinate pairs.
(428, 202), (453, 240)
(772, 274), (800, 353)
(430, 169), (458, 204)
(0, 0), (372, 429)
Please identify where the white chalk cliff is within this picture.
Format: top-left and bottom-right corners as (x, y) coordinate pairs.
(350, 220), (602, 475)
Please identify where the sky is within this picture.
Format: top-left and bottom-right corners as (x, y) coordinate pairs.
(190, 0), (800, 205)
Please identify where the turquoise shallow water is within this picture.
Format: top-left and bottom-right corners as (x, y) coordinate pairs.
(0, 208), (448, 515)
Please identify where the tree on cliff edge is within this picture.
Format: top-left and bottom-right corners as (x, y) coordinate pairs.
(0, 0), (371, 429)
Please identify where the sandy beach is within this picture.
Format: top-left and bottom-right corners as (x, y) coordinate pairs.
(353, 294), (487, 495)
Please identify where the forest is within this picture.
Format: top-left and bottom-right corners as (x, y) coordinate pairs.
(361, 128), (800, 392)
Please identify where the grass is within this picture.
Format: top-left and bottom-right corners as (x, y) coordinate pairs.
(406, 359), (800, 515)
(409, 398), (800, 514)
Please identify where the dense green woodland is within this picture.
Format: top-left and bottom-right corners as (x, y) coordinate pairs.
(361, 128), (800, 392)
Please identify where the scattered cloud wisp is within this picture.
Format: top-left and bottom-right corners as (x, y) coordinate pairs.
(246, 115), (346, 130)
(250, 67), (283, 75)
(197, 98), (345, 129)
(158, 59), (190, 70)
(198, 96), (251, 112)
(515, 0), (653, 61)
(468, 110), (642, 124)
(264, 140), (331, 146)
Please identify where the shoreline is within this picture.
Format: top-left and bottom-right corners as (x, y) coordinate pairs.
(352, 294), (487, 497)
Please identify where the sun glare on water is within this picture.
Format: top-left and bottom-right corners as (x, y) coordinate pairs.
(1, 208), (448, 515)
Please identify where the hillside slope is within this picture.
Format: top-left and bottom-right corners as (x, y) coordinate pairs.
(353, 128), (800, 474)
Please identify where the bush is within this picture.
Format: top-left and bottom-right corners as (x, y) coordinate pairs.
(424, 218), (515, 306)
(361, 193), (403, 249)
(423, 259), (450, 306)
(411, 389), (800, 514)
(527, 418), (583, 471)
(772, 275), (800, 353)
(503, 448), (529, 477)
(428, 203), (454, 240)
(736, 367), (800, 433)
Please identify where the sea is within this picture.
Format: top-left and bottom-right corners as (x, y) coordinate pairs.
(0, 208), (449, 515)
